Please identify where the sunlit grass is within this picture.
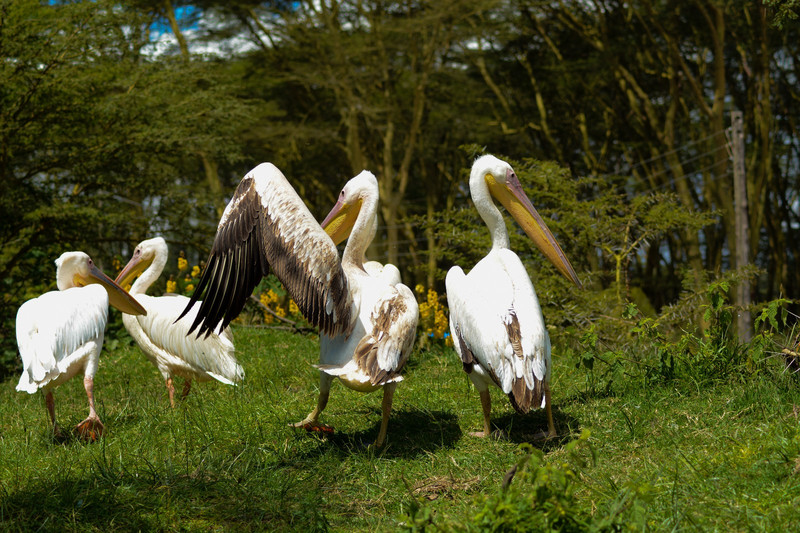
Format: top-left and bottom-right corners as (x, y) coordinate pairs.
(2, 324), (800, 531)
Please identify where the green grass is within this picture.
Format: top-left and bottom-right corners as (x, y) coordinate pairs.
(2, 324), (800, 531)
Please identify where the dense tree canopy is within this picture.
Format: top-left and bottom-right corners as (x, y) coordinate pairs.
(1, 0), (798, 375)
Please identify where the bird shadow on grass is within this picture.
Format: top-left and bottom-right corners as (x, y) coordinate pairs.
(491, 406), (581, 452)
(290, 408), (463, 460)
(0, 470), (325, 532)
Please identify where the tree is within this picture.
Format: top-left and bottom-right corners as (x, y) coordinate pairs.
(0, 0), (259, 374)
(460, 0), (800, 312)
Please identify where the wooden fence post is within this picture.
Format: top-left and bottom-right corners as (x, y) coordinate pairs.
(731, 110), (752, 343)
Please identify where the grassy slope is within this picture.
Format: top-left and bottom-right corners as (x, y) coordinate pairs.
(1, 324), (800, 531)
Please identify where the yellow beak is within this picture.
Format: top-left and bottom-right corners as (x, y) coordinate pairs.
(320, 198), (362, 245)
(81, 263), (147, 315)
(486, 171), (581, 287)
(114, 253), (152, 289)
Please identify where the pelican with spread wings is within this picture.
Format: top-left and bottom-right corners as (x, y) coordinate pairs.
(181, 164), (418, 447)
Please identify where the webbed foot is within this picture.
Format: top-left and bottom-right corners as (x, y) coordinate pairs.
(74, 416), (104, 442)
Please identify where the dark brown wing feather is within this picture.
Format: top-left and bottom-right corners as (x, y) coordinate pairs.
(259, 197), (351, 336)
(454, 323), (478, 374)
(504, 312), (544, 414)
(180, 176), (269, 337)
(179, 164), (352, 338)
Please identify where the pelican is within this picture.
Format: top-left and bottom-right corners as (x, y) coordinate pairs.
(114, 237), (244, 407)
(445, 155), (581, 438)
(16, 251), (146, 440)
(180, 164), (419, 447)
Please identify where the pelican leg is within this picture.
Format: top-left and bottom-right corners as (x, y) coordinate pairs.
(374, 382), (397, 448)
(181, 378), (192, 400)
(45, 390), (64, 440)
(544, 381), (556, 438)
(469, 390), (493, 438)
(290, 372), (334, 434)
(74, 376), (104, 442)
(166, 376), (176, 408)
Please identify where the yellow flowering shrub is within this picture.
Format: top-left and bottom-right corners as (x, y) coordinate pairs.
(162, 252), (201, 296)
(417, 286), (452, 346)
(256, 279), (305, 326)
(177, 251), (188, 272)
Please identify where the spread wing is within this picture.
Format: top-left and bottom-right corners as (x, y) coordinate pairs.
(181, 163), (353, 338)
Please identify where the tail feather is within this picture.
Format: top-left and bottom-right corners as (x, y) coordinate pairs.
(507, 375), (545, 414)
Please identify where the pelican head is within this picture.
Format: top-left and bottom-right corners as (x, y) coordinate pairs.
(472, 155), (581, 286)
(55, 251), (147, 315)
(321, 170), (379, 246)
(115, 237), (169, 288)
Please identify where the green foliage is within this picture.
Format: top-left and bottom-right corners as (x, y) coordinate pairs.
(0, 0), (262, 373)
(402, 431), (651, 532)
(564, 271), (795, 401)
(765, 0), (800, 28)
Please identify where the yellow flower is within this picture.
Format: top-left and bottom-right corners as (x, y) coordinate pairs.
(266, 289), (279, 304)
(166, 280), (177, 293)
(191, 265), (200, 278)
(263, 312), (274, 324)
(415, 284), (425, 294)
(185, 284), (194, 293)
(112, 257), (121, 271)
(427, 289), (437, 306)
(289, 299), (299, 315)
(275, 306), (286, 317)
(177, 256), (188, 271)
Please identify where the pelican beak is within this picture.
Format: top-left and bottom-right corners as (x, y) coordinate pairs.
(114, 253), (152, 288)
(321, 198), (362, 245)
(486, 170), (581, 287)
(80, 263), (147, 315)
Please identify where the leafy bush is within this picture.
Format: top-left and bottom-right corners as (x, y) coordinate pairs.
(565, 271), (795, 398)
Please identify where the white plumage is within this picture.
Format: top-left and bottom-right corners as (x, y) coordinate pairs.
(16, 286), (106, 394)
(115, 237), (243, 406)
(446, 155), (580, 438)
(16, 251), (146, 440)
(182, 164), (418, 447)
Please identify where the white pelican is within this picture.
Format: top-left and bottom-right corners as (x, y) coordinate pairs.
(114, 237), (244, 407)
(16, 251), (146, 440)
(180, 164), (419, 447)
(445, 155), (581, 438)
